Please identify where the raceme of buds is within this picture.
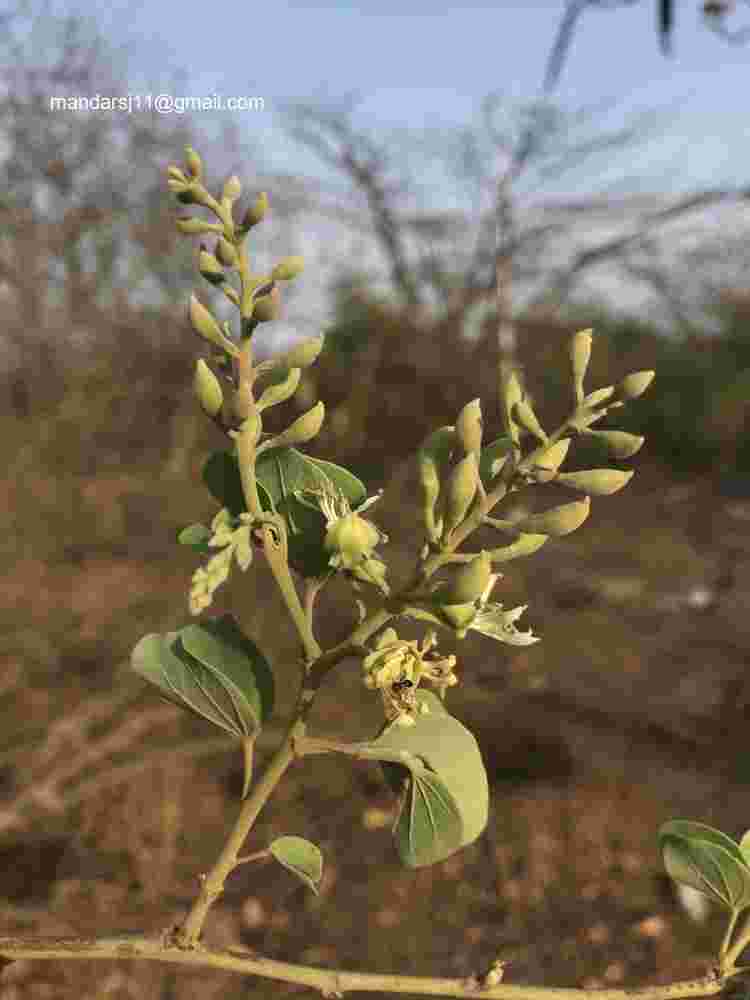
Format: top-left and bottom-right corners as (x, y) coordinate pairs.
(455, 398), (483, 454)
(582, 429), (644, 459)
(184, 146), (204, 181)
(277, 335), (325, 370)
(242, 192), (269, 229)
(513, 397), (548, 443)
(199, 249), (225, 285)
(324, 512), (380, 570)
(489, 532), (549, 563)
(439, 551), (492, 604)
(556, 468), (635, 496)
(617, 370), (656, 400)
(526, 438), (571, 483)
(271, 256), (305, 282)
(189, 294), (236, 353)
(569, 328), (592, 402)
(252, 286), (281, 323)
(193, 359), (224, 417)
(222, 175), (242, 201)
(442, 453), (479, 539)
(255, 367), (301, 411)
(271, 401), (325, 449)
(517, 496), (591, 537)
(215, 237), (238, 267)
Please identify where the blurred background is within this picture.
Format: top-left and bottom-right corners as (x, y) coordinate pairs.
(3, 0), (750, 996)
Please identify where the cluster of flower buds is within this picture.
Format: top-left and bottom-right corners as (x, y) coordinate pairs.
(188, 509), (254, 615)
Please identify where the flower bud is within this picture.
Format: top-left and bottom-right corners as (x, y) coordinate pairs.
(526, 438), (570, 483)
(557, 468), (634, 496)
(584, 430), (644, 459)
(215, 237), (238, 267)
(272, 255), (305, 281)
(189, 294), (227, 350)
(176, 217), (219, 236)
(440, 551), (492, 604)
(326, 512), (381, 566)
(442, 454), (479, 538)
(199, 249), (225, 285)
(570, 328), (592, 401)
(517, 496), (591, 537)
(455, 398), (483, 454)
(184, 147), (204, 181)
(499, 365), (523, 439)
(252, 286), (281, 323)
(168, 166), (188, 183)
(513, 397), (547, 443)
(193, 359), (224, 417)
(489, 533), (548, 562)
(256, 367), (301, 411)
(272, 401), (325, 448)
(417, 426), (456, 542)
(617, 370), (655, 400)
(439, 602), (479, 635)
(222, 175), (242, 201)
(277, 335), (325, 370)
(583, 386), (616, 408)
(242, 192), (269, 229)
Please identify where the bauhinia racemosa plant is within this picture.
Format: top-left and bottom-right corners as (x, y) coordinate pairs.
(2, 145), (750, 1000)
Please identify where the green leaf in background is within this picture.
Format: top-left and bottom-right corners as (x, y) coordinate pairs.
(202, 449), (247, 517)
(370, 690), (489, 868)
(479, 435), (513, 488)
(177, 523), (213, 555)
(269, 836), (323, 894)
(659, 820), (750, 911)
(131, 615), (274, 740)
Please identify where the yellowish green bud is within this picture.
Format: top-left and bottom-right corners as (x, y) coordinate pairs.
(325, 512), (380, 565)
(256, 367), (301, 411)
(193, 359), (224, 418)
(184, 147), (204, 181)
(252, 286), (281, 323)
(277, 335), (325, 369)
(517, 496), (591, 537)
(455, 398), (483, 453)
(489, 533), (549, 562)
(618, 370), (655, 400)
(216, 237), (238, 267)
(442, 454), (479, 538)
(273, 401), (325, 448)
(513, 397), (548, 443)
(584, 429), (644, 459)
(222, 175), (242, 201)
(199, 249), (225, 285)
(526, 438), (570, 482)
(168, 166), (188, 183)
(583, 386), (616, 408)
(272, 255), (305, 281)
(189, 294), (228, 350)
(176, 217), (220, 236)
(557, 468), (634, 496)
(441, 551), (492, 604)
(242, 192), (269, 229)
(440, 602), (479, 633)
(350, 556), (389, 594)
(417, 426), (457, 543)
(570, 328), (593, 402)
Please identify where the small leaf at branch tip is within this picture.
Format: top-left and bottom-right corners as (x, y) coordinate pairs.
(557, 468), (635, 496)
(618, 370), (656, 400)
(272, 255), (305, 281)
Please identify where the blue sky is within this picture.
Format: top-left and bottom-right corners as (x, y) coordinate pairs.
(91, 0), (748, 200)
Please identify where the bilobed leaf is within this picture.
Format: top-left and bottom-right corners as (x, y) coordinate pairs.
(479, 435), (513, 487)
(269, 836), (323, 894)
(368, 690), (489, 868)
(131, 616), (274, 740)
(659, 820), (750, 911)
(177, 523), (213, 554)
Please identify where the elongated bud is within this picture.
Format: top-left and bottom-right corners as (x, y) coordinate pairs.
(272, 255), (305, 281)
(168, 166), (188, 183)
(277, 335), (325, 369)
(583, 386), (616, 408)
(489, 532), (548, 562)
(189, 294), (228, 350)
(242, 192), (269, 229)
(513, 397), (547, 443)
(417, 425), (457, 543)
(570, 328), (592, 402)
(526, 438), (570, 483)
(273, 401), (325, 448)
(222, 175), (242, 201)
(194, 359), (224, 417)
(584, 429), (644, 459)
(517, 496), (591, 537)
(499, 364), (523, 445)
(215, 237), (238, 267)
(441, 551), (492, 604)
(256, 367), (301, 411)
(455, 398), (483, 454)
(176, 217), (220, 236)
(252, 286), (281, 323)
(617, 370), (655, 400)
(439, 602), (479, 634)
(199, 249), (225, 285)
(184, 147), (204, 181)
(443, 454), (479, 538)
(557, 468), (634, 496)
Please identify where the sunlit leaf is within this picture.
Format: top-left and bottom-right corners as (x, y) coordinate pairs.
(659, 820), (750, 911)
(269, 836), (323, 894)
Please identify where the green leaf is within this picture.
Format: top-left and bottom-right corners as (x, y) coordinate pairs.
(177, 523), (213, 554)
(479, 435), (513, 488)
(740, 830), (750, 868)
(269, 836), (323, 894)
(131, 615), (274, 740)
(659, 820), (750, 911)
(202, 450), (247, 517)
(368, 690), (489, 868)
